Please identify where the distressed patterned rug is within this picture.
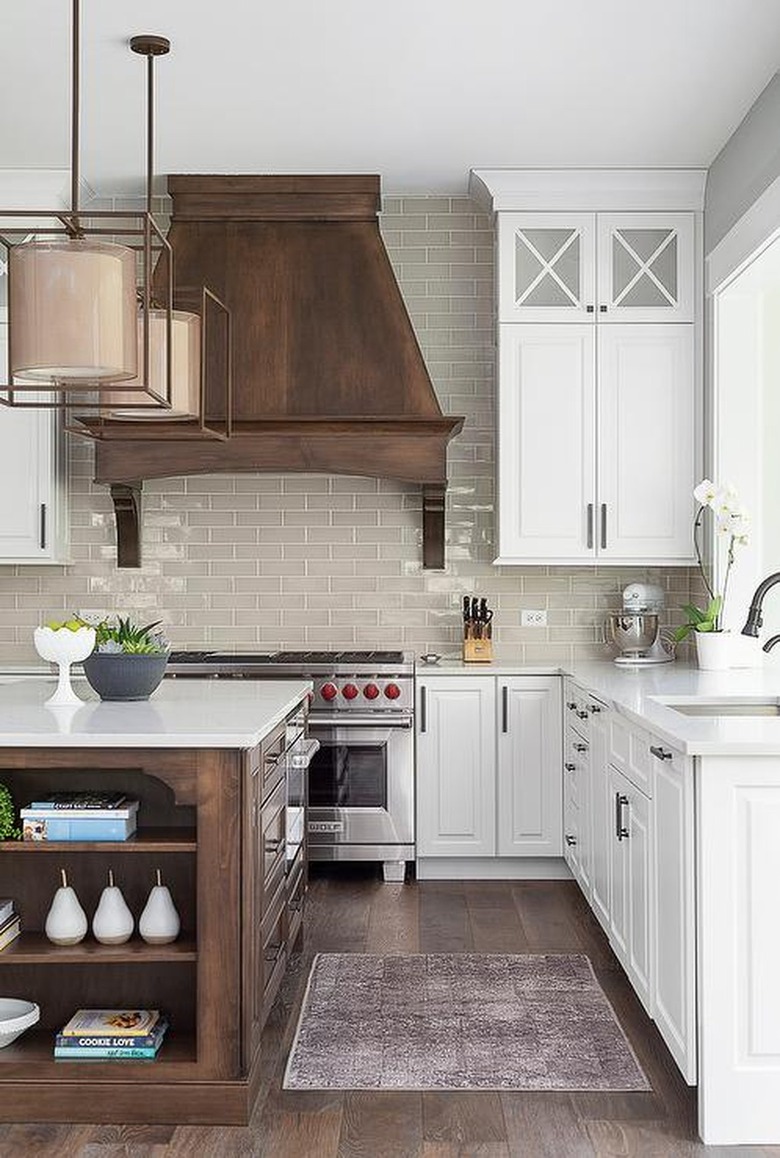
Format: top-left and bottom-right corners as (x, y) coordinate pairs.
(284, 952), (649, 1091)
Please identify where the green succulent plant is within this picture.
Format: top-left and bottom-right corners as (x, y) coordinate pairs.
(91, 616), (169, 656)
(0, 784), (21, 842)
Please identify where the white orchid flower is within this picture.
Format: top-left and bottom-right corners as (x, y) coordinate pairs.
(693, 479), (718, 507)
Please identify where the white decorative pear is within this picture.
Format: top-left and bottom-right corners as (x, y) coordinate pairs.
(92, 869), (134, 945)
(45, 868), (88, 946)
(139, 868), (180, 945)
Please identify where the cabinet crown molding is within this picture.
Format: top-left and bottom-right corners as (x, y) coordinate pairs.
(469, 169), (706, 214)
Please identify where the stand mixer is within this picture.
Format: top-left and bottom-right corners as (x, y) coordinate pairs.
(606, 583), (675, 666)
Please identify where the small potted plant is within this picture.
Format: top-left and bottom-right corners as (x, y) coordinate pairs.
(0, 784), (20, 843)
(82, 616), (170, 701)
(674, 479), (749, 670)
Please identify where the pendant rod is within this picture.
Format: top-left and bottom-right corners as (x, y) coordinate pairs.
(70, 0), (80, 217)
(129, 35), (170, 215)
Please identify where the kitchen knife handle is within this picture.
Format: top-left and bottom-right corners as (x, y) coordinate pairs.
(586, 503), (594, 549)
(501, 686), (508, 733)
(420, 685), (427, 733)
(600, 504), (607, 550)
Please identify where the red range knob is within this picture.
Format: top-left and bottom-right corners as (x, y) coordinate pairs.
(321, 682), (338, 701)
(384, 683), (401, 700)
(363, 683), (380, 700)
(342, 683), (359, 700)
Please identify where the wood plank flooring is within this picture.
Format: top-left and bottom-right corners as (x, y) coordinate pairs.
(1, 870), (778, 1158)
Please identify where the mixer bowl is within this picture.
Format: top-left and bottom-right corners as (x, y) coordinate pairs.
(606, 612), (660, 655)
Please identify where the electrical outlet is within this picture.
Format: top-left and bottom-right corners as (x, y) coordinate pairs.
(521, 609), (547, 628)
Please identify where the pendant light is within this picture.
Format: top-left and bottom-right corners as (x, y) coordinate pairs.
(0, 0), (174, 409)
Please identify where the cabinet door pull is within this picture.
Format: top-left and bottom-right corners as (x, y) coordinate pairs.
(586, 304), (594, 314)
(615, 792), (629, 840)
(589, 703), (601, 714)
(565, 834), (577, 846)
(600, 504), (607, 549)
(576, 709), (589, 720)
(573, 742), (588, 753)
(420, 686), (427, 734)
(501, 686), (508, 733)
(599, 304), (608, 313)
(264, 944), (284, 965)
(566, 701), (577, 712)
(39, 503), (47, 551)
(650, 745), (672, 761)
(586, 503), (594, 549)
(564, 762), (576, 771)
(265, 838), (284, 854)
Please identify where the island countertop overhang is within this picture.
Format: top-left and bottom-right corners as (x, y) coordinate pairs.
(0, 678), (312, 748)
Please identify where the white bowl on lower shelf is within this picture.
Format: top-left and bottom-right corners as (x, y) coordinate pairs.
(0, 998), (40, 1048)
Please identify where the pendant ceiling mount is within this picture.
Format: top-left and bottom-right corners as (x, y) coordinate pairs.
(130, 35), (171, 57)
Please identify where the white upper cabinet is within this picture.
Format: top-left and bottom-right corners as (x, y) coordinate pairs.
(0, 319), (68, 563)
(499, 211), (694, 324)
(498, 325), (595, 561)
(597, 325), (695, 561)
(472, 169), (703, 567)
(597, 213), (694, 322)
(498, 213), (596, 323)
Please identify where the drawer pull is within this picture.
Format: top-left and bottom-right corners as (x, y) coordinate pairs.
(289, 898), (304, 913)
(564, 762), (576, 771)
(615, 792), (629, 841)
(573, 742), (588, 753)
(264, 944), (284, 965)
(650, 745), (672, 761)
(565, 834), (577, 847)
(265, 838), (284, 854)
(576, 710), (589, 720)
(589, 703), (601, 714)
(566, 701), (577, 711)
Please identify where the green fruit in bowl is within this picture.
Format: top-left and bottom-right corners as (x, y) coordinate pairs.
(45, 620), (64, 631)
(44, 619), (85, 633)
(64, 620), (84, 632)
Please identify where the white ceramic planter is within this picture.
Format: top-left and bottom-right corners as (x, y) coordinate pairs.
(695, 630), (731, 671)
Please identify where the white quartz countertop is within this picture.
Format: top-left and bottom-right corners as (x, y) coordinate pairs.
(413, 653), (780, 755)
(0, 678), (311, 748)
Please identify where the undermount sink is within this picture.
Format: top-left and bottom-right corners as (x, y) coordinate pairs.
(666, 700), (780, 717)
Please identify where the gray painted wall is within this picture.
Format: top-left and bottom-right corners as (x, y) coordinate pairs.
(705, 71), (780, 254)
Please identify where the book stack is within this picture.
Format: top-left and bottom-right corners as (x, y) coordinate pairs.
(0, 898), (20, 952)
(54, 1009), (168, 1061)
(21, 792), (139, 842)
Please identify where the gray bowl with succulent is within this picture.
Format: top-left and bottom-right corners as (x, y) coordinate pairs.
(81, 617), (170, 701)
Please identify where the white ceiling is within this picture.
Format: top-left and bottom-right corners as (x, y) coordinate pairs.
(3, 1), (780, 197)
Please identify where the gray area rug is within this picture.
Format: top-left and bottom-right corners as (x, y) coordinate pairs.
(284, 952), (650, 1091)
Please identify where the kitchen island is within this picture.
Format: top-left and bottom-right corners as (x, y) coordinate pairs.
(0, 677), (310, 1125)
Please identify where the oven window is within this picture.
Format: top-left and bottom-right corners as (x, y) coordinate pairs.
(308, 743), (388, 808)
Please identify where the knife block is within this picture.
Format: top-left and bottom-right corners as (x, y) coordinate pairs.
(463, 637), (493, 663)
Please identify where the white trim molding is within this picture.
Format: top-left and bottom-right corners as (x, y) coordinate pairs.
(706, 171), (780, 295)
(469, 169), (707, 214)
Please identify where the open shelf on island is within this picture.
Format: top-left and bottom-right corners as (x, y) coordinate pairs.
(0, 933), (197, 965)
(0, 828), (197, 853)
(0, 1027), (198, 1076)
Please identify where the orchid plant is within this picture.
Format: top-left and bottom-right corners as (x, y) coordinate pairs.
(674, 479), (750, 641)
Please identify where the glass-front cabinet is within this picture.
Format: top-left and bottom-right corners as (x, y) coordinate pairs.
(498, 211), (693, 324)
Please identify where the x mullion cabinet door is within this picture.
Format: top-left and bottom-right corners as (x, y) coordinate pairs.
(597, 213), (694, 323)
(498, 213), (596, 323)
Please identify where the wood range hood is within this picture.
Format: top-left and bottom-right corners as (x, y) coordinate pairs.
(95, 175), (464, 568)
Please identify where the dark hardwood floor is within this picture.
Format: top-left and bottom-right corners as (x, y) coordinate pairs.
(1, 871), (778, 1157)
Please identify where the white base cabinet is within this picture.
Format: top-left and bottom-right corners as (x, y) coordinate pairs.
(607, 763), (653, 1016)
(416, 677), (496, 858)
(417, 675), (561, 867)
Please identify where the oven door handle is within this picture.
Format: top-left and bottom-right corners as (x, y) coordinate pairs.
(309, 714), (413, 729)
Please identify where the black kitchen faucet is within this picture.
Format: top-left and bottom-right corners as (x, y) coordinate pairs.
(742, 572), (780, 651)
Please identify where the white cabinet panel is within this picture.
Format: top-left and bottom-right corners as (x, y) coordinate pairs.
(498, 213), (596, 323)
(608, 763), (653, 1016)
(497, 325), (595, 562)
(597, 213), (695, 322)
(0, 321), (67, 563)
(416, 677), (496, 857)
(597, 325), (695, 562)
(497, 677), (562, 856)
(653, 745), (696, 1082)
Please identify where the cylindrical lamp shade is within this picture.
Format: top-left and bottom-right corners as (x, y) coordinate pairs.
(9, 239), (137, 384)
(107, 310), (201, 418)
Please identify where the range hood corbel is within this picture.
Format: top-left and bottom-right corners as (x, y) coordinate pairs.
(94, 175), (464, 569)
(109, 482), (142, 568)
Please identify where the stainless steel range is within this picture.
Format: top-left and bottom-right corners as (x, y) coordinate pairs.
(166, 650), (415, 881)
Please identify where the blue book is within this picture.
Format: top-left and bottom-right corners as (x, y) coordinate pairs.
(21, 814), (137, 842)
(54, 1043), (161, 1060)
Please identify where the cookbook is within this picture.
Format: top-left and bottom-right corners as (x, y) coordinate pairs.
(60, 1009), (160, 1037)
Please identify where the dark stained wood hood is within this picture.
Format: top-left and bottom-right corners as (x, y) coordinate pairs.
(95, 175), (464, 569)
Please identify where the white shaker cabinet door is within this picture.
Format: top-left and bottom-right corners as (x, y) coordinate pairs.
(416, 677), (496, 858)
(497, 325), (596, 563)
(608, 763), (653, 1016)
(497, 213), (596, 323)
(497, 677), (562, 857)
(597, 213), (695, 323)
(596, 324), (695, 563)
